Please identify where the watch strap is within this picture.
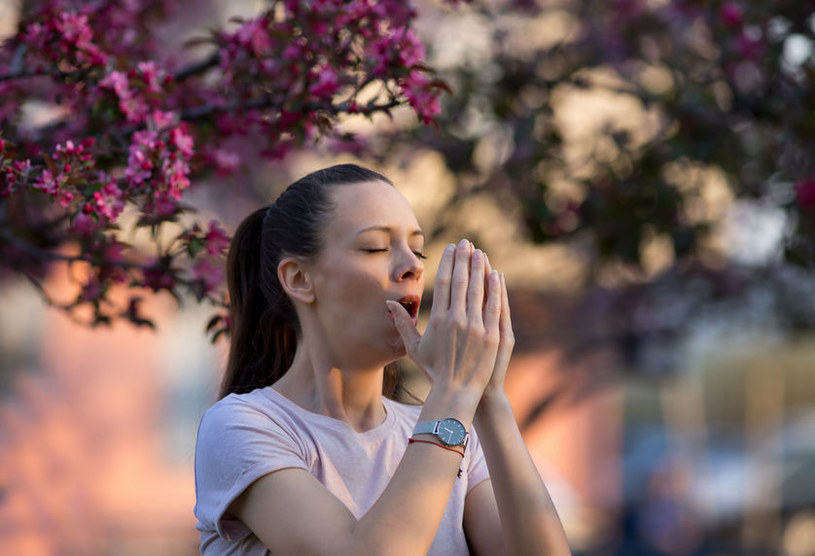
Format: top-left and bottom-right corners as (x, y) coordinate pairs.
(412, 420), (439, 436)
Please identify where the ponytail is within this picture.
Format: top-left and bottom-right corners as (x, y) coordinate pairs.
(219, 164), (398, 399)
(220, 207), (298, 397)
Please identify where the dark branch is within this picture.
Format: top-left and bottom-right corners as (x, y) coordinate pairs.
(172, 52), (221, 81)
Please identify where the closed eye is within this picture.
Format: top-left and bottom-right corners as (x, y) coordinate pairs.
(363, 248), (426, 260)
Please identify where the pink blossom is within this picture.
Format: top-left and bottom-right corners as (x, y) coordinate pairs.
(33, 169), (60, 195)
(56, 12), (93, 48)
(13, 159), (32, 173)
(191, 258), (224, 294)
(720, 3), (743, 28)
(169, 125), (194, 158)
(120, 93), (150, 124)
(137, 61), (164, 93)
(309, 67), (340, 98)
(126, 130), (158, 185)
(143, 262), (175, 291)
(150, 110), (177, 130)
(401, 71), (441, 124)
(103, 241), (126, 264)
(393, 30), (426, 68)
(100, 71), (130, 99)
(204, 221), (230, 255)
(282, 43), (303, 61)
(80, 276), (102, 301)
(1, 168), (14, 197)
(375, 1), (417, 28)
(152, 192), (179, 218)
(796, 177), (815, 209)
(57, 190), (75, 207)
(736, 33), (763, 60)
(93, 179), (125, 220)
(236, 18), (272, 57)
(212, 148), (241, 176)
(100, 70), (150, 123)
(24, 22), (45, 45)
(162, 158), (191, 200)
(71, 212), (97, 235)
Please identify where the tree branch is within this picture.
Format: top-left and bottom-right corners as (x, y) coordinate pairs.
(0, 227), (149, 271)
(172, 52), (221, 81)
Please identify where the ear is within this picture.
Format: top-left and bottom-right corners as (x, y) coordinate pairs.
(277, 257), (315, 304)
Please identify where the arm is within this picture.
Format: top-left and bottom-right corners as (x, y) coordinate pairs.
(231, 241), (501, 555)
(467, 273), (572, 556)
(232, 394), (472, 555)
(471, 394), (571, 556)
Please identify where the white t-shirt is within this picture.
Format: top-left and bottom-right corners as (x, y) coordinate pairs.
(194, 386), (490, 555)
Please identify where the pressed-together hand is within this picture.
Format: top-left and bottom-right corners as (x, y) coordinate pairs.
(479, 255), (515, 401)
(387, 239), (502, 399)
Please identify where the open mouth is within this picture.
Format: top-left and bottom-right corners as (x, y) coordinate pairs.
(396, 295), (420, 319)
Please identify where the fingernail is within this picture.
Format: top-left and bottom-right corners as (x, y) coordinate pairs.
(457, 238), (468, 249)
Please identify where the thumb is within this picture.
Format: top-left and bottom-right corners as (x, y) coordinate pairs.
(386, 300), (421, 354)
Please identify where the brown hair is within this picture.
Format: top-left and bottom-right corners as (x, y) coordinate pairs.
(220, 164), (402, 399)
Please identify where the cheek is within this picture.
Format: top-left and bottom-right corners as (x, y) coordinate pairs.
(320, 266), (388, 315)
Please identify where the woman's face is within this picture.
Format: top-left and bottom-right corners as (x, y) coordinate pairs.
(305, 180), (426, 366)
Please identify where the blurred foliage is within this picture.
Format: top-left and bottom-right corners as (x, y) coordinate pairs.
(384, 0), (815, 268)
(364, 0), (815, 372)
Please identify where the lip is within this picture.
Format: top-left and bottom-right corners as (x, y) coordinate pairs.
(391, 294), (421, 323)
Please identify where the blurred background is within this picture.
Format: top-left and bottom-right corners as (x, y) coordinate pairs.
(2, 0), (815, 554)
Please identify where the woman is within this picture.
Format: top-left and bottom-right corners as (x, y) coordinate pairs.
(194, 164), (570, 555)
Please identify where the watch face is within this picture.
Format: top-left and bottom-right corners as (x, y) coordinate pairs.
(436, 418), (467, 446)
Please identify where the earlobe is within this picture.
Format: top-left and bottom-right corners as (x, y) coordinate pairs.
(277, 257), (315, 304)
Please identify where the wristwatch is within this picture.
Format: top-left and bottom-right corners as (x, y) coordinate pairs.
(412, 418), (469, 449)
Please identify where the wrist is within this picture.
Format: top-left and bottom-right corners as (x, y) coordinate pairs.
(420, 386), (481, 429)
(474, 391), (513, 427)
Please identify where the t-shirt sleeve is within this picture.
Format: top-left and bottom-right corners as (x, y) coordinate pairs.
(194, 395), (310, 542)
(465, 426), (490, 492)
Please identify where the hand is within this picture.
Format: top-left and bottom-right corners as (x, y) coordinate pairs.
(479, 257), (515, 401)
(387, 239), (502, 400)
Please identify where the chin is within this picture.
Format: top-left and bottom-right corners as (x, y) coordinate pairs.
(386, 332), (408, 360)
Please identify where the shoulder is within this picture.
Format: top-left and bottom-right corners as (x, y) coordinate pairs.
(195, 388), (310, 464)
(199, 389), (274, 428)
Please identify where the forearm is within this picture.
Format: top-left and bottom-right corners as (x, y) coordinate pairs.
(350, 387), (481, 554)
(236, 387), (481, 555)
(474, 394), (571, 556)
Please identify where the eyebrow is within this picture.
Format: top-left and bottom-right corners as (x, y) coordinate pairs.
(357, 225), (425, 238)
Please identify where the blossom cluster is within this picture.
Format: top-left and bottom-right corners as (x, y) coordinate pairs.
(0, 0), (451, 333)
(212, 0), (445, 157)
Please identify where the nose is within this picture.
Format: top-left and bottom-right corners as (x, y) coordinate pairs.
(393, 248), (424, 282)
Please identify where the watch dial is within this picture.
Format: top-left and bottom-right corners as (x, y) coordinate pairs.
(438, 418), (466, 446)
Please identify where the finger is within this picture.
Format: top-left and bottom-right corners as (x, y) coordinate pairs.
(467, 250), (486, 323)
(483, 253), (492, 319)
(498, 272), (514, 353)
(430, 243), (455, 319)
(499, 272), (513, 332)
(448, 239), (471, 317)
(483, 270), (501, 333)
(491, 273), (514, 377)
(386, 300), (421, 356)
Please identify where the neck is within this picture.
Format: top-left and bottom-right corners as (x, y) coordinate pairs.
(273, 339), (388, 432)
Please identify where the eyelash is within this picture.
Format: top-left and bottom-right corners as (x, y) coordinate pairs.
(364, 248), (427, 260)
